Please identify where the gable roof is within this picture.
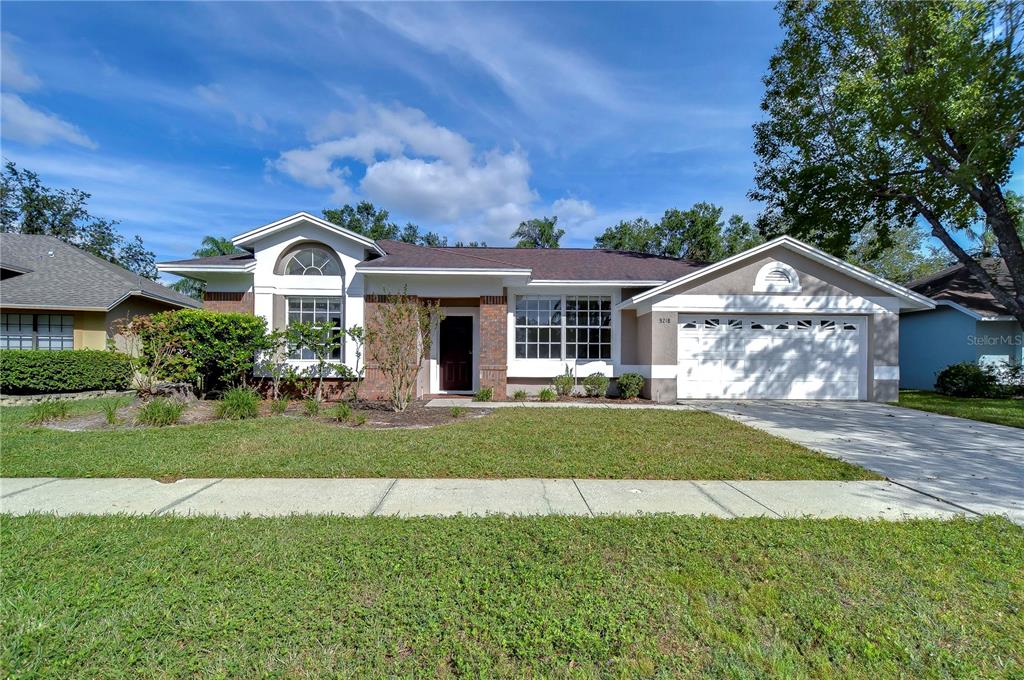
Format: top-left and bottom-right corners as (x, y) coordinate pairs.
(0, 233), (200, 311)
(620, 236), (935, 310)
(232, 212), (386, 255)
(907, 257), (1015, 319)
(358, 241), (704, 282)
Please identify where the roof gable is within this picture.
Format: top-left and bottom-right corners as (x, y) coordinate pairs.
(907, 258), (1014, 319)
(231, 212), (385, 255)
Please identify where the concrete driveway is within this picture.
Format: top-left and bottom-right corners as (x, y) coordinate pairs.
(693, 400), (1024, 524)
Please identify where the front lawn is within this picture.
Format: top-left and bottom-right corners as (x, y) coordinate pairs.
(0, 400), (874, 480)
(897, 390), (1024, 428)
(3, 515), (1021, 677)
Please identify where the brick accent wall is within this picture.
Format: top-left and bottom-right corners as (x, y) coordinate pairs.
(479, 295), (508, 396)
(203, 291), (254, 314)
(360, 294), (391, 401)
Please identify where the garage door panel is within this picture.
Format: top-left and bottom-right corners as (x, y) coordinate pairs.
(677, 315), (865, 400)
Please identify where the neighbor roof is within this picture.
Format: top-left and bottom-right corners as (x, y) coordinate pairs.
(358, 240), (705, 282)
(907, 257), (1015, 319)
(158, 252), (256, 268)
(0, 233), (200, 311)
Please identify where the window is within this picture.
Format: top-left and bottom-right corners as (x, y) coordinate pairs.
(287, 297), (343, 359)
(515, 297), (561, 359)
(1, 313), (73, 350)
(283, 246), (341, 276)
(565, 296), (611, 359)
(514, 294), (612, 360)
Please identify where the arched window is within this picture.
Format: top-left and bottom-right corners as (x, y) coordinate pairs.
(283, 246), (341, 276)
(753, 261), (801, 293)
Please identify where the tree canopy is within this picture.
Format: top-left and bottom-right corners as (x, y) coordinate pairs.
(512, 216), (564, 248)
(752, 0), (1024, 324)
(171, 236), (244, 299)
(594, 203), (764, 262)
(0, 161), (157, 279)
(323, 202), (448, 247)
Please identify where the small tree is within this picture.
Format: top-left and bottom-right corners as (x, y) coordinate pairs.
(286, 321), (344, 402)
(345, 325), (366, 402)
(366, 292), (443, 411)
(110, 315), (181, 396)
(255, 329), (289, 400)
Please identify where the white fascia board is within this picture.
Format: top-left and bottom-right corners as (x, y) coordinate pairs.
(526, 280), (666, 287)
(231, 212), (385, 255)
(357, 267), (531, 276)
(642, 294), (894, 315)
(156, 263), (256, 274)
(931, 299), (1015, 321)
(0, 303), (110, 312)
(109, 290), (201, 310)
(622, 236), (935, 310)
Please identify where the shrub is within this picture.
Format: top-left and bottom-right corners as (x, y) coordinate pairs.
(303, 399), (321, 418)
(449, 406), (467, 418)
(582, 372), (610, 398)
(617, 372), (645, 399)
(512, 389), (528, 401)
(330, 402), (352, 423)
(473, 387), (493, 402)
(27, 401), (70, 425)
(0, 350), (133, 395)
(215, 387), (261, 420)
(136, 398), (185, 427)
(131, 309), (269, 394)
(935, 362), (998, 398)
(539, 387), (557, 402)
(270, 398), (289, 415)
(993, 362), (1024, 398)
(100, 398), (129, 425)
(553, 366), (575, 397)
(352, 413), (368, 427)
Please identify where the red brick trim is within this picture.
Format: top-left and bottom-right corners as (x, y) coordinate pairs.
(203, 291), (254, 314)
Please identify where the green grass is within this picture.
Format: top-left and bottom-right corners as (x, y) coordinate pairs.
(897, 389), (1024, 428)
(3, 515), (1021, 677)
(0, 401), (874, 480)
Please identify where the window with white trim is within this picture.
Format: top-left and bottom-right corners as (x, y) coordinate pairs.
(286, 297), (343, 359)
(514, 294), (612, 360)
(1, 313), (73, 350)
(283, 246), (341, 276)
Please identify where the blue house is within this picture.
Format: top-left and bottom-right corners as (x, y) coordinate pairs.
(900, 258), (1022, 389)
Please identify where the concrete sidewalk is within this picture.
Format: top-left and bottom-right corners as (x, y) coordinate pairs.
(2, 477), (970, 520)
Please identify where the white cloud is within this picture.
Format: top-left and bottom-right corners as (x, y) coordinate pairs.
(273, 102), (538, 236)
(1, 35), (41, 91)
(552, 197), (596, 224)
(194, 84), (269, 132)
(0, 93), (97, 149)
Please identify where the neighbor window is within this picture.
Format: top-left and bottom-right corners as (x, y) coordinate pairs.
(514, 295), (611, 360)
(286, 297), (342, 359)
(283, 246), (341, 276)
(1, 313), (73, 350)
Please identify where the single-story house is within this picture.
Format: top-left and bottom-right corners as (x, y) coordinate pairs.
(1, 233), (199, 351)
(900, 258), (1022, 389)
(158, 212), (934, 403)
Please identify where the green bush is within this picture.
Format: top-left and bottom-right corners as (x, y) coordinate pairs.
(553, 367), (575, 397)
(512, 389), (528, 401)
(0, 350), (133, 395)
(270, 398), (289, 415)
(330, 402), (352, 422)
(582, 372), (610, 398)
(935, 362), (998, 398)
(449, 406), (467, 418)
(27, 401), (70, 425)
(215, 387), (261, 420)
(473, 387), (493, 402)
(136, 398), (185, 427)
(617, 373), (645, 399)
(134, 309), (269, 394)
(303, 399), (321, 418)
(539, 387), (557, 402)
(100, 398), (130, 425)
(352, 413), (368, 426)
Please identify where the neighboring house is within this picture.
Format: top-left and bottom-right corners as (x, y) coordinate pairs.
(158, 212), (933, 403)
(1, 233), (199, 351)
(900, 258), (1022, 389)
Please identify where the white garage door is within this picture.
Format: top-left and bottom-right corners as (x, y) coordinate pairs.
(677, 315), (866, 400)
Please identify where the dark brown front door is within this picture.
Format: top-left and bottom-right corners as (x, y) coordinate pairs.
(439, 316), (473, 391)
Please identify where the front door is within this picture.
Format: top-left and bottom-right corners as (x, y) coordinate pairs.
(439, 316), (473, 391)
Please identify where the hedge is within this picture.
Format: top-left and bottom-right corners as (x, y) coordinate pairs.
(0, 350), (134, 395)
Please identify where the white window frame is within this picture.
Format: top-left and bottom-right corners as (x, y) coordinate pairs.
(1, 313), (74, 350)
(285, 296), (344, 361)
(513, 294), (612, 361)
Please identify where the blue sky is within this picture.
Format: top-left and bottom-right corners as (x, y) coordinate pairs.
(1, 2), (954, 263)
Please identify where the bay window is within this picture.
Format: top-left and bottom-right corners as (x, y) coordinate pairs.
(514, 295), (611, 360)
(286, 297), (343, 360)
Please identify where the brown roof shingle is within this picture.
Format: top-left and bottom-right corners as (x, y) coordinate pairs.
(907, 258), (1015, 318)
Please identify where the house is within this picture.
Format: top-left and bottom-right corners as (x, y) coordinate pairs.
(157, 212), (934, 403)
(900, 258), (1022, 389)
(0, 233), (200, 351)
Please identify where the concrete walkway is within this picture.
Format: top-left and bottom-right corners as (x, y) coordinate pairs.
(2, 477), (967, 520)
(693, 401), (1024, 524)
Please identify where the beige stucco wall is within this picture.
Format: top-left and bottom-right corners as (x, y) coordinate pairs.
(75, 311), (108, 349)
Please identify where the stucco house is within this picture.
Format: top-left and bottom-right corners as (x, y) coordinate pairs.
(900, 258), (1022, 389)
(157, 212), (934, 403)
(1, 233), (199, 351)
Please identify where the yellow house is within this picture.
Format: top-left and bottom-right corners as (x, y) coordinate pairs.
(1, 234), (199, 351)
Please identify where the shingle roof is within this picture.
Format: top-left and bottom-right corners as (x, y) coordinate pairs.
(907, 257), (1015, 318)
(360, 240), (706, 281)
(158, 252), (256, 267)
(0, 233), (200, 310)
